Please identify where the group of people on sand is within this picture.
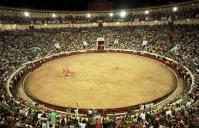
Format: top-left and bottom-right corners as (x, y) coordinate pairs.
(63, 69), (71, 79)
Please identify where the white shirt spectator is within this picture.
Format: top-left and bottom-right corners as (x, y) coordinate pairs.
(78, 122), (86, 128)
(140, 113), (146, 121)
(166, 110), (172, 115)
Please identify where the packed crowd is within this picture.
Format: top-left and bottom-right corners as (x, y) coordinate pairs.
(0, 24), (199, 127)
(0, 3), (198, 24)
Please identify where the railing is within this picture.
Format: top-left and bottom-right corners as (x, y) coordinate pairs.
(1, 19), (199, 31)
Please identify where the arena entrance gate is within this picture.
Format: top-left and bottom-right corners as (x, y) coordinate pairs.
(97, 37), (105, 51)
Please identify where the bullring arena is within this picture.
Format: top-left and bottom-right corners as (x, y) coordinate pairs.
(16, 50), (184, 114)
(1, 1), (198, 127)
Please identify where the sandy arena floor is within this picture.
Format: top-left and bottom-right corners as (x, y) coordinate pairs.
(24, 53), (177, 109)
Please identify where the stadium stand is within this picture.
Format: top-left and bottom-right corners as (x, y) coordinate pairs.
(0, 1), (198, 128)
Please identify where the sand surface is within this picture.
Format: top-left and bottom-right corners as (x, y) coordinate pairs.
(25, 53), (176, 109)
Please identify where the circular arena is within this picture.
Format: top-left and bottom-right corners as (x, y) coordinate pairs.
(24, 52), (176, 109)
(17, 50), (181, 114)
(0, 1), (198, 127)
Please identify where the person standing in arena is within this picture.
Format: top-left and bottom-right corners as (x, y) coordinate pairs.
(48, 64), (53, 71)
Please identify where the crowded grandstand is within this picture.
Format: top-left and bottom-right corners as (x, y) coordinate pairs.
(0, 0), (199, 128)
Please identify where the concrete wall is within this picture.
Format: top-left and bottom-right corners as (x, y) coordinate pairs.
(1, 19), (199, 31)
